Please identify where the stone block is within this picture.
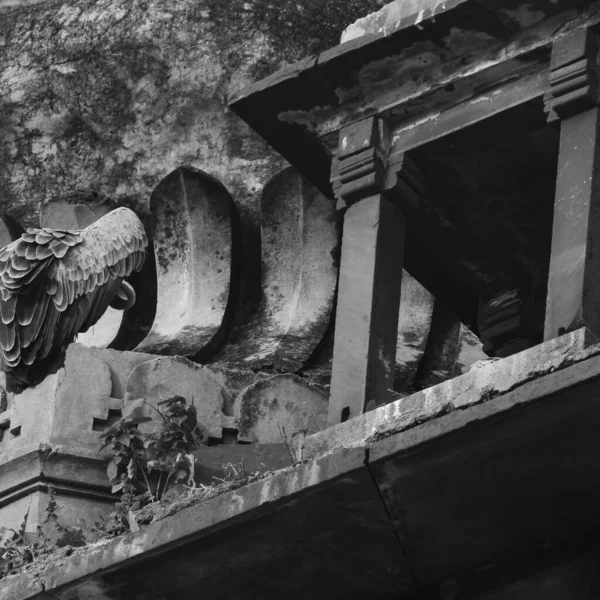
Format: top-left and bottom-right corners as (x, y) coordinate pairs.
(0, 343), (127, 534)
(305, 327), (598, 461)
(124, 356), (232, 439)
(217, 167), (339, 371)
(0, 344), (116, 456)
(136, 166), (237, 357)
(88, 346), (157, 399)
(234, 374), (328, 444)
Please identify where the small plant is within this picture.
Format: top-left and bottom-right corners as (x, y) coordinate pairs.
(278, 424), (305, 466)
(99, 394), (203, 511)
(44, 485), (86, 548)
(0, 485), (87, 579)
(214, 459), (248, 484)
(0, 511), (48, 578)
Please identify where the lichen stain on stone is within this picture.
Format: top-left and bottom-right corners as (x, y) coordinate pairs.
(1, 0), (388, 227)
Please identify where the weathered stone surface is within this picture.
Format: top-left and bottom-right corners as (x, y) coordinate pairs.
(0, 446), (415, 600)
(394, 273), (435, 393)
(192, 443), (293, 485)
(0, 0), (383, 322)
(124, 356), (232, 439)
(341, 0), (466, 43)
(5, 346), (600, 598)
(88, 346), (156, 399)
(456, 324), (488, 374)
(51, 344), (115, 449)
(135, 167), (236, 357)
(416, 305), (487, 390)
(306, 327), (600, 461)
(218, 167), (339, 371)
(0, 344), (123, 536)
(544, 105), (600, 343)
(234, 374), (328, 444)
(0, 344), (123, 456)
(0, 450), (113, 535)
(329, 195), (405, 424)
(40, 194), (114, 229)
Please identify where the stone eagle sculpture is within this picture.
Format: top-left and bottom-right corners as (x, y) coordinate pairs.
(0, 207), (147, 390)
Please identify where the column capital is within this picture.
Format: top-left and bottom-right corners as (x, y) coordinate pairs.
(545, 27), (600, 121)
(331, 116), (387, 207)
(331, 116), (424, 211)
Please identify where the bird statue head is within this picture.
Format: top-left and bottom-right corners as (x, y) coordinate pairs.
(0, 207), (147, 392)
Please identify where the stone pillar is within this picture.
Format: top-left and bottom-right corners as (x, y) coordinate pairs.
(328, 117), (406, 425)
(544, 28), (600, 345)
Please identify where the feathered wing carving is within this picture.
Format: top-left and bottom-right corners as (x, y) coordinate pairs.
(0, 207), (147, 387)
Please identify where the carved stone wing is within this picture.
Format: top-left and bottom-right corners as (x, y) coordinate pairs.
(0, 207), (147, 370)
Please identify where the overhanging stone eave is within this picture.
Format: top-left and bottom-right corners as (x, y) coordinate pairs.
(229, 0), (600, 199)
(3, 329), (600, 598)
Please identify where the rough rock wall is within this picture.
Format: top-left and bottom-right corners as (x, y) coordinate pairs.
(0, 0), (386, 336)
(0, 0), (385, 226)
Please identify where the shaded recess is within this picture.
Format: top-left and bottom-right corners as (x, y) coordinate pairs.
(136, 166), (239, 358)
(407, 97), (558, 342)
(0, 214), (23, 248)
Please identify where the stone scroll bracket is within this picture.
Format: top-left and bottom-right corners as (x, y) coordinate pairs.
(135, 166), (240, 359)
(544, 28), (600, 346)
(213, 166), (339, 375)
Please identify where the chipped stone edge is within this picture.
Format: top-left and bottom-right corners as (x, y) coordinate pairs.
(0, 447), (367, 600)
(304, 328), (597, 460)
(2, 329), (598, 598)
(340, 0), (469, 44)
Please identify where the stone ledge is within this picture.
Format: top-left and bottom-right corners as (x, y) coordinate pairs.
(3, 329), (600, 597)
(304, 328), (597, 460)
(341, 0), (468, 43)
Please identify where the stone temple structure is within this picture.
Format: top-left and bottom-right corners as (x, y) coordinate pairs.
(2, 0), (600, 598)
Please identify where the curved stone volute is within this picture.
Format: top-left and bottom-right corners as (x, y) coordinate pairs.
(216, 166), (339, 372)
(135, 166), (238, 357)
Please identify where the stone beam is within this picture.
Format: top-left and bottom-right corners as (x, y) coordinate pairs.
(544, 29), (600, 343)
(328, 117), (405, 425)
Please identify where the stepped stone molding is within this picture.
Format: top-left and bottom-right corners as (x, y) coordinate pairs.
(545, 27), (600, 121)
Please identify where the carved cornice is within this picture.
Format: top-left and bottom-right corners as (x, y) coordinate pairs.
(331, 117), (386, 207)
(545, 27), (600, 121)
(331, 116), (427, 211)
